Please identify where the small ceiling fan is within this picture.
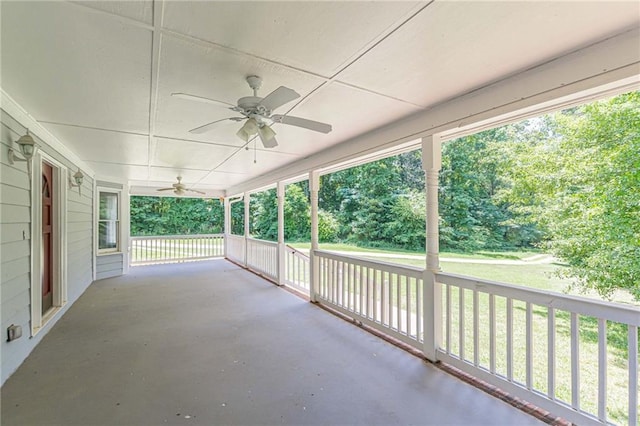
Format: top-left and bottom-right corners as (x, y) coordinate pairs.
(172, 75), (332, 148)
(157, 176), (205, 196)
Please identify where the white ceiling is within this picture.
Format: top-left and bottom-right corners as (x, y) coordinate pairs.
(1, 1), (639, 196)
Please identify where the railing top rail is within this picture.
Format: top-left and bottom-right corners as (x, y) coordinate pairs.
(285, 245), (310, 259)
(130, 234), (224, 240)
(246, 237), (278, 246)
(315, 249), (423, 278)
(437, 271), (640, 326)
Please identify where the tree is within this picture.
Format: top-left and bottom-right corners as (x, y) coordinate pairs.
(508, 92), (640, 299)
(130, 196), (223, 236)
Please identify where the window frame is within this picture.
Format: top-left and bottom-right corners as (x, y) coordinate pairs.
(97, 188), (121, 254)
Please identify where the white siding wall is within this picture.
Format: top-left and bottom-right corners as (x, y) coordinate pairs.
(0, 109), (94, 385)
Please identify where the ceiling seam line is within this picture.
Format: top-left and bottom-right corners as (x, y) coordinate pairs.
(37, 121), (149, 137)
(66, 1), (154, 31)
(327, 1), (435, 82)
(160, 29), (332, 82)
(146, 0), (163, 184)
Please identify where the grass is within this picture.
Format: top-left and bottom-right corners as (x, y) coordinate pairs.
(289, 242), (540, 260)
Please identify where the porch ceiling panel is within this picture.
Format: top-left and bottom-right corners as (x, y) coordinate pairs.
(339, 1), (640, 107)
(71, 0), (154, 25)
(0, 1), (637, 196)
(43, 124), (149, 166)
(85, 163), (150, 182)
(161, 1), (424, 77)
(0, 1), (152, 134)
(151, 137), (238, 170)
(270, 81), (422, 156)
(213, 147), (300, 176)
(147, 167), (209, 184)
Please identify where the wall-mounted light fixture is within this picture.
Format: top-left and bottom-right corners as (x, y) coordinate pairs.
(8, 130), (37, 172)
(69, 168), (84, 195)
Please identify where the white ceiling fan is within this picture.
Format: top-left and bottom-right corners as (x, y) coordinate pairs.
(172, 75), (332, 148)
(156, 176), (205, 196)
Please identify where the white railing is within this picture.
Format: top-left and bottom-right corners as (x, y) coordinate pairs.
(130, 234), (224, 265)
(226, 234), (245, 264)
(246, 237), (278, 282)
(436, 272), (639, 426)
(284, 245), (310, 294)
(315, 250), (424, 350)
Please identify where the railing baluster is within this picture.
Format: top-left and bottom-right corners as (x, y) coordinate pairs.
(406, 276), (411, 337)
(396, 274), (401, 331)
(629, 325), (638, 426)
(570, 313), (580, 410)
(526, 302), (533, 390)
(446, 284), (451, 354)
(548, 307), (556, 400)
(598, 318), (607, 423)
(473, 290), (479, 366)
(507, 298), (513, 382)
(372, 268), (378, 322)
(489, 294), (496, 374)
(459, 288), (465, 360)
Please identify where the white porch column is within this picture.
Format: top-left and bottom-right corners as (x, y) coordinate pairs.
(223, 196), (231, 258)
(277, 181), (285, 286)
(309, 171), (320, 302)
(422, 134), (442, 362)
(244, 191), (250, 267)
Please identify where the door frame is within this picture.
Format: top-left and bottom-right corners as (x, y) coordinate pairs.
(30, 152), (67, 335)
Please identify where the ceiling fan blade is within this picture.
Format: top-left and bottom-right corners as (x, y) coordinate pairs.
(189, 117), (242, 134)
(258, 86), (299, 111)
(172, 92), (236, 109)
(157, 188), (175, 191)
(271, 115), (332, 134)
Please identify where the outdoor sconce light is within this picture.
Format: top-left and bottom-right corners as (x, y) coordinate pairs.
(8, 130), (37, 168)
(69, 168), (84, 194)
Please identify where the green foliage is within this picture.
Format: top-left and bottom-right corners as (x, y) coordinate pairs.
(508, 92), (640, 299)
(248, 183), (311, 242)
(230, 201), (244, 235)
(130, 196), (223, 236)
(318, 210), (338, 242)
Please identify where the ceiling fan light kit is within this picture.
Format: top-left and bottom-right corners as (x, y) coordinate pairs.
(173, 75), (332, 149)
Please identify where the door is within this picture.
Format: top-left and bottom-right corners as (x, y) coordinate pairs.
(42, 162), (53, 314)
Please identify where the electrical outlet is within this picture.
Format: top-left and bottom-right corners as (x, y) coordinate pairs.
(7, 324), (22, 342)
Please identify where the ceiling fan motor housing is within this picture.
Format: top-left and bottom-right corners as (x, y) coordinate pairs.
(237, 96), (263, 112)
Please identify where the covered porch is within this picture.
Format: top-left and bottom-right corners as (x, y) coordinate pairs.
(1, 1), (639, 425)
(1, 260), (543, 425)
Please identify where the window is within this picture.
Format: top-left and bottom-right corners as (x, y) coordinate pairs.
(98, 191), (119, 252)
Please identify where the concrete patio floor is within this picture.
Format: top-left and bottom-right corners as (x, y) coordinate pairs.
(1, 260), (544, 425)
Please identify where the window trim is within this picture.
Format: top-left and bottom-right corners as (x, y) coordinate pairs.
(96, 188), (122, 255)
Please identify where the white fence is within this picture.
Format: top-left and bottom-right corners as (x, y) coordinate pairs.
(436, 272), (639, 426)
(246, 237), (278, 282)
(284, 245), (310, 294)
(130, 234), (224, 265)
(312, 249), (638, 425)
(226, 234), (245, 264)
(316, 250), (424, 350)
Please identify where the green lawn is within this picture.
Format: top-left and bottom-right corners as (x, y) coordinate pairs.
(289, 242), (540, 260)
